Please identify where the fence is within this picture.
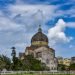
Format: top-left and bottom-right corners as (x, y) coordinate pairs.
(0, 71), (75, 75)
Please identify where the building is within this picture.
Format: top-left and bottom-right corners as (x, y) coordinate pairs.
(71, 57), (75, 64)
(24, 25), (57, 70)
(57, 56), (63, 64)
(19, 53), (25, 60)
(57, 57), (71, 66)
(63, 58), (71, 66)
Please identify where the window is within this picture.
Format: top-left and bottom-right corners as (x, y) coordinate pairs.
(51, 67), (53, 70)
(46, 59), (49, 64)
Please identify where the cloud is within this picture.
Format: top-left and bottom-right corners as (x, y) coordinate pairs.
(0, 0), (75, 58)
(8, 4), (57, 20)
(55, 5), (75, 17)
(0, 11), (23, 31)
(67, 22), (75, 28)
(15, 0), (51, 4)
(6, 4), (58, 32)
(47, 19), (73, 46)
(0, 17), (20, 31)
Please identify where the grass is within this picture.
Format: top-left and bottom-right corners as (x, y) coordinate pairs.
(2, 74), (75, 75)
(2, 73), (75, 75)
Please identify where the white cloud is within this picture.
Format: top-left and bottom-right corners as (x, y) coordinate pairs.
(47, 19), (73, 46)
(67, 22), (75, 28)
(5, 4), (58, 32)
(55, 5), (75, 17)
(0, 12), (23, 31)
(0, 2), (75, 58)
(15, 0), (24, 4)
(0, 18), (19, 31)
(8, 4), (57, 22)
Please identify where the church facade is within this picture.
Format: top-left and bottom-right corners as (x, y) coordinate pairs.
(19, 26), (57, 70)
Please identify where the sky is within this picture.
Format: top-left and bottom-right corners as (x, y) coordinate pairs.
(0, 0), (75, 58)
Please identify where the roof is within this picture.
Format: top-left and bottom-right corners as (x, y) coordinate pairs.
(31, 27), (48, 43)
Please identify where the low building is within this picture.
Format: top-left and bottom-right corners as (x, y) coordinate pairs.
(63, 58), (71, 66)
(57, 56), (63, 64)
(57, 57), (71, 66)
(71, 57), (75, 64)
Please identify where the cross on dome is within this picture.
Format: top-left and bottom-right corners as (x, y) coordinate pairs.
(38, 25), (42, 32)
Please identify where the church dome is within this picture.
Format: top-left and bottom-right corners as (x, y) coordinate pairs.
(31, 25), (48, 46)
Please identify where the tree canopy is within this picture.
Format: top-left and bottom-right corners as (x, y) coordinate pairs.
(0, 55), (11, 70)
(70, 63), (75, 70)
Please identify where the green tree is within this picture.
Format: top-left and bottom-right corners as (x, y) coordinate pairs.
(0, 56), (6, 70)
(70, 63), (75, 70)
(10, 47), (49, 71)
(0, 55), (11, 70)
(11, 47), (23, 70)
(21, 55), (47, 71)
(58, 64), (66, 71)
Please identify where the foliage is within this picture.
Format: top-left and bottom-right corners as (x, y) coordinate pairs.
(57, 64), (66, 71)
(0, 55), (11, 70)
(11, 57), (22, 70)
(0, 46), (47, 71)
(20, 55), (47, 71)
(11, 52), (47, 71)
(70, 63), (75, 70)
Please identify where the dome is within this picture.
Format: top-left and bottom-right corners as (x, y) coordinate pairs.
(31, 32), (48, 43)
(31, 25), (48, 46)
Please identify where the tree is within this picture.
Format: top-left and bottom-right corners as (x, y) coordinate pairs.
(11, 47), (23, 70)
(70, 63), (75, 70)
(0, 55), (11, 70)
(21, 55), (47, 71)
(2, 55), (11, 70)
(10, 47), (49, 71)
(0, 55), (6, 70)
(58, 64), (66, 71)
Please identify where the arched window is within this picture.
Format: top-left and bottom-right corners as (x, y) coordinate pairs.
(36, 52), (42, 58)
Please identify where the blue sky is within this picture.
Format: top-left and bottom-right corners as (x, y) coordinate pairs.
(0, 0), (75, 58)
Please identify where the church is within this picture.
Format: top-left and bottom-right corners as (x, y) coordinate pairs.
(19, 25), (57, 70)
